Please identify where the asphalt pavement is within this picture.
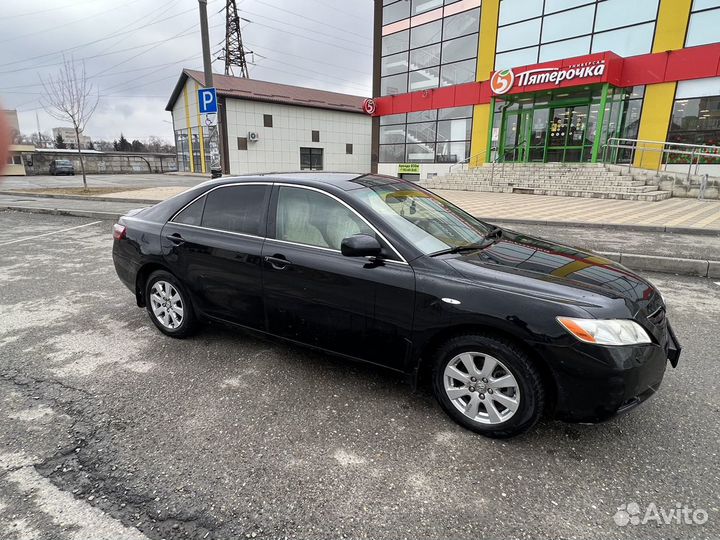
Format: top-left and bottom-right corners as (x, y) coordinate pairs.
(0, 210), (718, 540)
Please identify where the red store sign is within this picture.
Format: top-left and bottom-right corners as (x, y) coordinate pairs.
(490, 52), (623, 96)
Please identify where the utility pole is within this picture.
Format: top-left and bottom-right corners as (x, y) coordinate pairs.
(198, 0), (214, 88)
(198, 0), (223, 177)
(221, 0), (251, 78)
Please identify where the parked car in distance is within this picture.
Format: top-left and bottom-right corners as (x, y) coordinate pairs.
(112, 173), (681, 438)
(49, 159), (74, 175)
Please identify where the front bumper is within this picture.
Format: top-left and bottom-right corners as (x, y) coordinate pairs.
(537, 322), (681, 423)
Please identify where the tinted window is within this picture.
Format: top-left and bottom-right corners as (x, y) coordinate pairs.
(174, 196), (206, 226)
(276, 187), (374, 250)
(201, 185), (268, 236)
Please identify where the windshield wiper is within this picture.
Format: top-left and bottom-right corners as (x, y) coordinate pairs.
(429, 227), (503, 257)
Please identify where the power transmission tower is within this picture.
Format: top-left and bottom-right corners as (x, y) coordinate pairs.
(221, 0), (250, 78)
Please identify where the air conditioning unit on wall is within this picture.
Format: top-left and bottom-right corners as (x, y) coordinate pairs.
(248, 131), (259, 142)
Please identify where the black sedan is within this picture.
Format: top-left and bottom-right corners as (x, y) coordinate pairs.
(112, 173), (681, 438)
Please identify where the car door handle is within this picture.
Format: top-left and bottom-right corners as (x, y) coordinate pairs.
(165, 233), (185, 245)
(265, 255), (291, 270)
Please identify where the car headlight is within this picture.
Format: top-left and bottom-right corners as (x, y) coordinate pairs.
(557, 317), (652, 346)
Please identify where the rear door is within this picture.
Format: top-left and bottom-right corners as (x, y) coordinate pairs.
(161, 183), (272, 328)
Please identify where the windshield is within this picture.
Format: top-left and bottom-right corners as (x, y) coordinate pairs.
(56, 160), (72, 166)
(347, 179), (492, 255)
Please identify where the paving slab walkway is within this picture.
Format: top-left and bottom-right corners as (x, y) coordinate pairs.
(435, 190), (720, 232)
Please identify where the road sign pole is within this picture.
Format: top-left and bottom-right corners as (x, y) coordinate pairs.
(199, 0), (223, 177)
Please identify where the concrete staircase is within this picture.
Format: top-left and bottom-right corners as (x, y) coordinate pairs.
(422, 163), (673, 201)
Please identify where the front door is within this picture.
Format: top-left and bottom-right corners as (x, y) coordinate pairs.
(547, 104), (590, 162)
(261, 185), (415, 369)
(161, 183), (271, 328)
(501, 110), (532, 162)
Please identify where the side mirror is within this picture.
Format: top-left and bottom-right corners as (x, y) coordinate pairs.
(341, 234), (382, 257)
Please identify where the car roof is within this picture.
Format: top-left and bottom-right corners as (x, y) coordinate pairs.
(199, 172), (403, 192)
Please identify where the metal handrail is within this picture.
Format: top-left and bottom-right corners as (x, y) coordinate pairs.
(601, 137), (720, 183)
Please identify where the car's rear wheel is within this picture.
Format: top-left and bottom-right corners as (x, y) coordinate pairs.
(144, 270), (196, 338)
(432, 334), (544, 438)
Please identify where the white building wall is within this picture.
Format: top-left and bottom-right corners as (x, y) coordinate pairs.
(224, 99), (371, 174)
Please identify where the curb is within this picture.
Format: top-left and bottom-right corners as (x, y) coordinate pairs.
(596, 251), (720, 279)
(0, 191), (161, 205)
(1, 205), (718, 278)
(483, 216), (720, 236)
(0, 205), (122, 221)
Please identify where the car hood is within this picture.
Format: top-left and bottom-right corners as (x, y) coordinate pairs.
(443, 228), (657, 305)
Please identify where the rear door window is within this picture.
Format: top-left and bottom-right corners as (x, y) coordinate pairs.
(201, 185), (270, 237)
(173, 196), (206, 226)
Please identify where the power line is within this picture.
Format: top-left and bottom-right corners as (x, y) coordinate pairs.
(0, 0), (99, 20)
(241, 17), (369, 55)
(244, 41), (370, 76)
(250, 0), (372, 42)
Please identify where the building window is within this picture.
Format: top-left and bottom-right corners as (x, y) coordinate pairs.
(300, 147), (323, 170)
(346, 143), (353, 154)
(311, 130), (320, 142)
(237, 137), (248, 150)
(13, 155), (22, 165)
(263, 114), (273, 128)
(668, 78), (720, 152)
(686, 3), (720, 47)
(383, 0), (411, 24)
(379, 105), (473, 163)
(493, 0), (659, 69)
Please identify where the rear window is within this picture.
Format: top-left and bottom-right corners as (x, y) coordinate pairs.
(201, 185), (269, 236)
(56, 160), (72, 166)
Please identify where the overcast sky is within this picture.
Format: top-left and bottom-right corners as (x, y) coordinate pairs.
(0, 0), (373, 143)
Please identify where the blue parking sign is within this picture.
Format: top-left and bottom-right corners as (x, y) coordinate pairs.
(198, 87), (218, 114)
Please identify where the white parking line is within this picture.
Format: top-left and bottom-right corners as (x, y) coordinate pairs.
(0, 221), (102, 247)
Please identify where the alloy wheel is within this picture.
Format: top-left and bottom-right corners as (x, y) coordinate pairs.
(149, 281), (184, 330)
(443, 352), (520, 425)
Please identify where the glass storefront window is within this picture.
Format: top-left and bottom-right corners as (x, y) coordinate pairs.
(436, 141), (470, 162)
(676, 77), (720, 99)
(495, 47), (539, 69)
(437, 118), (472, 141)
(380, 113), (407, 125)
(409, 44), (441, 70)
(594, 0), (658, 32)
(541, 4), (594, 42)
(409, 68), (440, 91)
(693, 0), (720, 9)
(591, 22), (654, 57)
(410, 20), (442, 48)
(383, 0), (411, 24)
(686, 8), (720, 47)
(412, 0), (443, 15)
(442, 8), (480, 40)
(407, 110), (438, 122)
(440, 58), (476, 86)
(498, 0), (543, 25)
(439, 106), (473, 120)
(496, 18), (542, 52)
(381, 51), (409, 77)
(539, 35), (590, 62)
(382, 30), (409, 56)
(544, 0), (594, 14)
(407, 121), (437, 142)
(406, 143), (436, 162)
(380, 125), (406, 144)
(381, 73), (408, 96)
(441, 34), (479, 64)
(379, 144), (406, 162)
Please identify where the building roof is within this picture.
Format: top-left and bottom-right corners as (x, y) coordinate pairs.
(166, 69), (368, 114)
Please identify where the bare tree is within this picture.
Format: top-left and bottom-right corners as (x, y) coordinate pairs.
(40, 57), (98, 189)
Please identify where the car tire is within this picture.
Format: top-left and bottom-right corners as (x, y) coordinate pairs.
(144, 270), (196, 338)
(432, 333), (545, 438)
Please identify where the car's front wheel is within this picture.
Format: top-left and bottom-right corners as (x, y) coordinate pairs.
(432, 334), (545, 438)
(144, 270), (196, 338)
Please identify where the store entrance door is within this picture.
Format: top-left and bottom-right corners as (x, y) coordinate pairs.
(546, 104), (590, 162)
(501, 110), (532, 162)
